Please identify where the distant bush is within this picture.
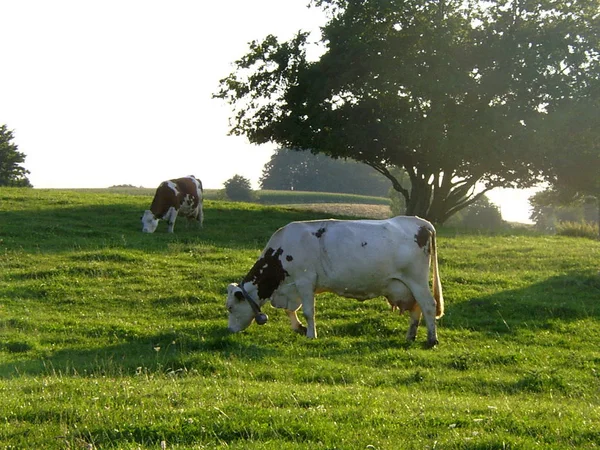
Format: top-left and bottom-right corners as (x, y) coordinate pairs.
(224, 175), (256, 202)
(389, 190), (407, 216)
(556, 221), (599, 239)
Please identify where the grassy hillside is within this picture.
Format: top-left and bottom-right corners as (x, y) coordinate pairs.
(86, 186), (390, 205)
(1, 188), (599, 449)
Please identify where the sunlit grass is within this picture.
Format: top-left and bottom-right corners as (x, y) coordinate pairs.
(1, 188), (599, 448)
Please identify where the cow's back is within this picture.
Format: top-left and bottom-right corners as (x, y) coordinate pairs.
(149, 176), (201, 218)
(269, 216), (432, 299)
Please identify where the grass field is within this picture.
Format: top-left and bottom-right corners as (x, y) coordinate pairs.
(1, 188), (599, 449)
(83, 186), (391, 206)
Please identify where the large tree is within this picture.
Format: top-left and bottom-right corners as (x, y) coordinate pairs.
(215, 0), (600, 223)
(0, 125), (32, 187)
(531, 96), (600, 237)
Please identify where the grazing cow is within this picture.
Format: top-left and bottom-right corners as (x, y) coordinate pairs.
(226, 216), (444, 347)
(141, 175), (204, 233)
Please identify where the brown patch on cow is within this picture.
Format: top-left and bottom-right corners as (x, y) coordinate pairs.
(149, 177), (200, 219)
(415, 225), (431, 252)
(313, 227), (326, 238)
(286, 255), (294, 262)
(149, 182), (177, 218)
(243, 247), (290, 300)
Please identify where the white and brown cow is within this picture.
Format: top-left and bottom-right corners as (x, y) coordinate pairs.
(141, 175), (204, 233)
(226, 216), (444, 347)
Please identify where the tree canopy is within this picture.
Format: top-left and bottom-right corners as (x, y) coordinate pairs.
(215, 0), (600, 223)
(530, 96), (600, 237)
(260, 148), (390, 196)
(0, 125), (32, 187)
(536, 97), (600, 198)
(224, 174), (255, 202)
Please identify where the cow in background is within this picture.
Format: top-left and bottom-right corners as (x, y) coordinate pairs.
(141, 175), (203, 233)
(226, 216), (444, 347)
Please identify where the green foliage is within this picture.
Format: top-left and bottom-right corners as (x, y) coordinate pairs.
(223, 174), (255, 202)
(1, 188), (600, 448)
(534, 97), (600, 200)
(260, 148), (391, 196)
(0, 124), (32, 187)
(215, 0), (600, 224)
(389, 187), (405, 216)
(556, 221), (599, 239)
(529, 190), (599, 237)
(388, 167), (411, 215)
(456, 196), (505, 230)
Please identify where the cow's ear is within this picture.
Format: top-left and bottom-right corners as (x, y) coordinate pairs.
(234, 290), (244, 301)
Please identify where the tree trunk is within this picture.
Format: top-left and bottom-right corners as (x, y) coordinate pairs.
(406, 179), (433, 220)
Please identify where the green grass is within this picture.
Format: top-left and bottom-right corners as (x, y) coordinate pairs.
(1, 187), (599, 449)
(78, 186), (390, 206)
(256, 190), (389, 205)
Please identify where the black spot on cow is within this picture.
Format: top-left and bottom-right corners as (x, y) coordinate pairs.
(414, 226), (431, 251)
(243, 247), (289, 300)
(286, 255), (294, 262)
(313, 227), (326, 238)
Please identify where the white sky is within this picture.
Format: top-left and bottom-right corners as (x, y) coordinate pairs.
(0, 0), (535, 223)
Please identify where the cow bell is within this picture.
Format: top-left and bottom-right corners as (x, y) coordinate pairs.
(255, 312), (268, 325)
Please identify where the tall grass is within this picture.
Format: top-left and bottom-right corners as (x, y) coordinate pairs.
(556, 220), (599, 239)
(1, 188), (599, 449)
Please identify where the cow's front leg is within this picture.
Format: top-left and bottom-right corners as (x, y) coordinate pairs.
(167, 208), (178, 233)
(285, 309), (307, 335)
(406, 306), (422, 342)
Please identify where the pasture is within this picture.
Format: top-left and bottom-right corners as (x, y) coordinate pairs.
(1, 188), (599, 449)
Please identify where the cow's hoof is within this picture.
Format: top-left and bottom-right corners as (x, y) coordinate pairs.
(294, 325), (308, 335)
(425, 339), (439, 349)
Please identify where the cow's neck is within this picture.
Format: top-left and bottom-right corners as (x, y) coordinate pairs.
(242, 247), (289, 300)
(240, 280), (267, 306)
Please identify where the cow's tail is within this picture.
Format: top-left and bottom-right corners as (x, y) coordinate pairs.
(430, 227), (444, 319)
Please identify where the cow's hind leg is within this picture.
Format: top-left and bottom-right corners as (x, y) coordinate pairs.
(197, 204), (204, 228)
(386, 279), (420, 342)
(404, 282), (439, 347)
(285, 309), (307, 335)
(296, 283), (317, 339)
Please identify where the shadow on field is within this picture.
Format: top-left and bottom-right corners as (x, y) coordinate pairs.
(0, 325), (275, 379)
(443, 271), (600, 334)
(2, 272), (599, 378)
(1, 202), (333, 252)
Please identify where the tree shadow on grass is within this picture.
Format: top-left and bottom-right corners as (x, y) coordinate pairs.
(278, 270), (600, 356)
(2, 272), (598, 379)
(1, 202), (333, 253)
(0, 324), (276, 379)
(442, 271), (600, 335)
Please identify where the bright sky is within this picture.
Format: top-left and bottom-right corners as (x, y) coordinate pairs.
(0, 0), (535, 223)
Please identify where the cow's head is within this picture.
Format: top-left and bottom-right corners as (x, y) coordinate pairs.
(141, 210), (159, 233)
(226, 283), (268, 333)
